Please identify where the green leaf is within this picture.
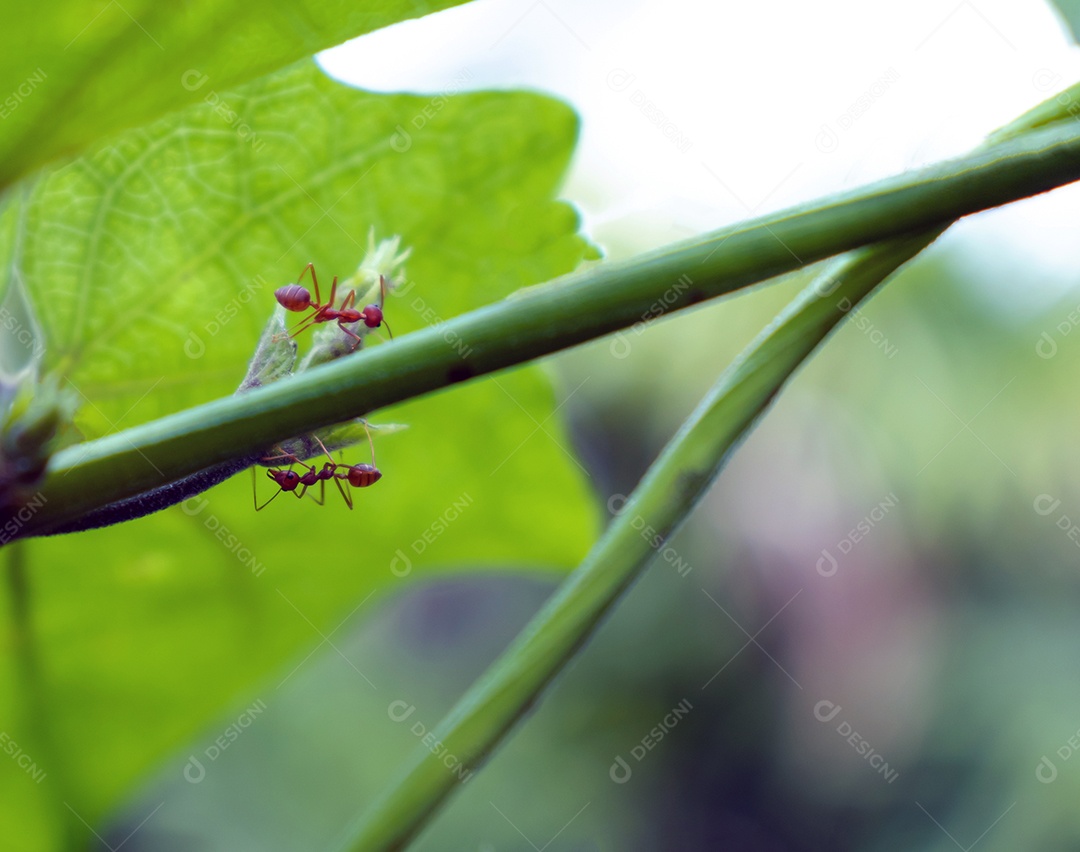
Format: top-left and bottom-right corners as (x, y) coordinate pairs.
(0, 62), (597, 849)
(4, 60), (584, 431)
(0, 0), (470, 188)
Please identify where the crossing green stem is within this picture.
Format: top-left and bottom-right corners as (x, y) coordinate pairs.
(333, 232), (940, 850)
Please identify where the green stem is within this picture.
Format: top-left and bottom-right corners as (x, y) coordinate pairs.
(3, 544), (83, 847)
(333, 81), (1080, 849)
(16, 117), (1080, 536)
(333, 232), (939, 851)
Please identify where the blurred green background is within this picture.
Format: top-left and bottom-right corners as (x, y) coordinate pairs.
(6, 0), (1080, 850)
(103, 226), (1080, 850)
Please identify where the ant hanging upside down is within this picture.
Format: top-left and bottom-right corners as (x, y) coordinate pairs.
(254, 431), (382, 511)
(274, 262), (393, 350)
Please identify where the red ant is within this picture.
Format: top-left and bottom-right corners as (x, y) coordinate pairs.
(274, 262), (393, 350)
(254, 430), (383, 511)
(254, 458), (339, 511)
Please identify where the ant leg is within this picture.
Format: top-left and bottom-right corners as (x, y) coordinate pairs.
(304, 477), (327, 507)
(254, 468), (285, 511)
(255, 489), (284, 511)
(254, 488), (285, 507)
(306, 434), (331, 461)
(325, 276), (338, 312)
(330, 290), (364, 350)
(310, 434), (353, 509)
(275, 264), (324, 335)
(330, 419), (377, 469)
(259, 448), (302, 466)
(286, 308), (328, 338)
(297, 262), (321, 307)
(271, 265), (325, 342)
(361, 419), (376, 465)
(282, 270), (340, 338)
(339, 320), (364, 351)
(255, 453), (302, 510)
(332, 475), (354, 510)
(300, 436), (354, 507)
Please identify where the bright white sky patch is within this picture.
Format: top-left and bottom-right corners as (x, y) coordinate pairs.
(319, 0), (1080, 316)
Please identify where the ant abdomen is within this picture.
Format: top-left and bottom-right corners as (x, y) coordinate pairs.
(345, 463), (382, 488)
(275, 284), (313, 312)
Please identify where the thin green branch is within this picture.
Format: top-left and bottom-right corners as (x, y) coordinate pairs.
(331, 231), (939, 851)
(15, 117), (1080, 536)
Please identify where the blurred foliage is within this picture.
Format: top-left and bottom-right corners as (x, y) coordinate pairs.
(0, 54), (599, 852)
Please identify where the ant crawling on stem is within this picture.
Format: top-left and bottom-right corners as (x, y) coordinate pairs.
(274, 262), (393, 350)
(253, 428), (383, 511)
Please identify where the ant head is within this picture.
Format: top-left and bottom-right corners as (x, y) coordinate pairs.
(275, 284), (312, 313)
(361, 304), (393, 340)
(347, 463), (382, 488)
(360, 304), (383, 329)
(268, 468), (302, 491)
